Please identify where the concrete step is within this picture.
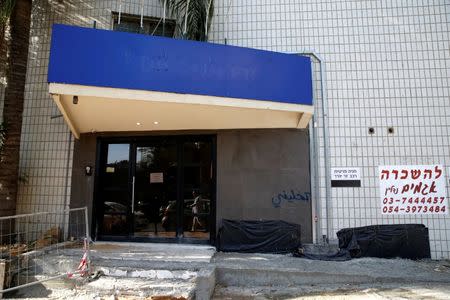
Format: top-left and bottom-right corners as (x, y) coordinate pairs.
(213, 252), (450, 287)
(216, 266), (395, 287)
(34, 242), (216, 276)
(83, 276), (196, 299)
(6, 276), (196, 299)
(8, 242), (217, 300)
(19, 265), (215, 300)
(87, 242), (216, 264)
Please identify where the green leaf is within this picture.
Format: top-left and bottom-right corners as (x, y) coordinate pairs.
(160, 0), (213, 41)
(0, 0), (15, 27)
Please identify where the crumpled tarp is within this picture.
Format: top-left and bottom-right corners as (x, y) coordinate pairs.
(336, 224), (431, 259)
(295, 249), (352, 261)
(295, 224), (431, 261)
(217, 221), (430, 261)
(217, 219), (301, 254)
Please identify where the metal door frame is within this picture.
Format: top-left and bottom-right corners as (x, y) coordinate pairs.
(92, 134), (216, 245)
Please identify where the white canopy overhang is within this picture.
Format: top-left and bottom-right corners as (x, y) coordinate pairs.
(50, 83), (313, 139)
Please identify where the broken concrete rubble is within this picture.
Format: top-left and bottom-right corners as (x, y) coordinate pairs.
(3, 242), (450, 299)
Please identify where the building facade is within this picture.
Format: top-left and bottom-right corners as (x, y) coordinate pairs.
(0, 0), (449, 258)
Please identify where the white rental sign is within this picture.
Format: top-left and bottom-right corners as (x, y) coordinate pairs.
(379, 165), (447, 215)
(331, 167), (361, 187)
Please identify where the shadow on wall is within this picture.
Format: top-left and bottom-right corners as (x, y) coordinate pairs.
(217, 129), (312, 243)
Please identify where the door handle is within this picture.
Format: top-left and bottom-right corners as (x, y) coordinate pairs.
(131, 175), (136, 214)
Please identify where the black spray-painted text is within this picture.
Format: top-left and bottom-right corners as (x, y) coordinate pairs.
(272, 190), (310, 208)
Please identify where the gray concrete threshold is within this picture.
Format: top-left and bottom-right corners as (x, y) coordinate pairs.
(89, 242), (216, 263)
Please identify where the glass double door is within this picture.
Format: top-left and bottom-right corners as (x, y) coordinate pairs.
(96, 136), (214, 242)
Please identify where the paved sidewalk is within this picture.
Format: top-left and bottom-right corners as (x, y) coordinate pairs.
(4, 243), (450, 299)
(213, 252), (450, 299)
(213, 252), (450, 284)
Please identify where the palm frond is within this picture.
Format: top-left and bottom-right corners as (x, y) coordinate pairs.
(0, 0), (15, 27)
(206, 0), (214, 36)
(0, 122), (6, 154)
(161, 0), (214, 41)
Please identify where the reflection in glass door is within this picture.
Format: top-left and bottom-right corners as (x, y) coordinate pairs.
(99, 143), (130, 236)
(182, 141), (212, 240)
(133, 143), (178, 238)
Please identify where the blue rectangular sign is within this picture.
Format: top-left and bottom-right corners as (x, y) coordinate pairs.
(48, 24), (313, 106)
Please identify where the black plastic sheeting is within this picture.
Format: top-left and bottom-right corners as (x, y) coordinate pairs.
(337, 224), (431, 259)
(295, 224), (431, 261)
(218, 220), (431, 261)
(217, 219), (301, 254)
(297, 249), (352, 261)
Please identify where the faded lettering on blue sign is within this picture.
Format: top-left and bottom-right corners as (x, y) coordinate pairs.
(272, 190), (311, 208)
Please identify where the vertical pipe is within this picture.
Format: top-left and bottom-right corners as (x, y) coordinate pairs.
(205, 0), (213, 39)
(84, 206), (90, 243)
(183, 0), (191, 36)
(319, 59), (331, 243)
(308, 119), (318, 243)
(163, 0), (166, 22)
(62, 132), (72, 241)
(84, 206), (91, 273)
(224, 0), (233, 44)
(300, 52), (330, 244)
(163, 0), (166, 36)
(308, 55), (322, 244)
(118, 0), (122, 24)
(140, 0), (144, 28)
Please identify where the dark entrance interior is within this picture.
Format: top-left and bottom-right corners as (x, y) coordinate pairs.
(94, 135), (216, 244)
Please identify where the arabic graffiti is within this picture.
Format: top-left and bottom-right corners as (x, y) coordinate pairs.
(272, 190), (311, 208)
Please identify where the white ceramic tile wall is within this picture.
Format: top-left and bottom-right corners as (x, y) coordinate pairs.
(208, 0), (450, 259)
(5, 0), (450, 258)
(16, 0), (166, 215)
